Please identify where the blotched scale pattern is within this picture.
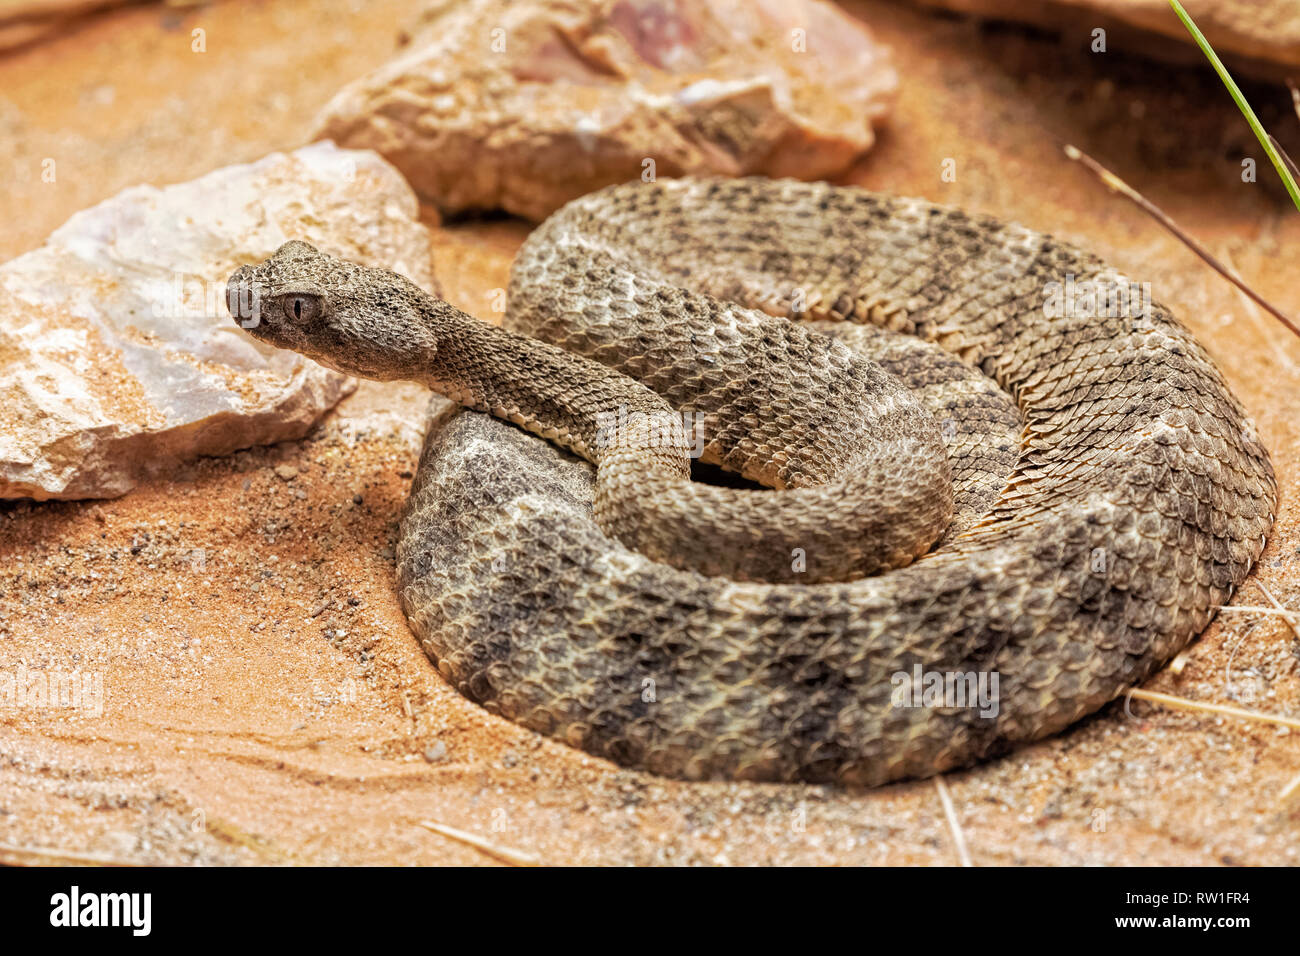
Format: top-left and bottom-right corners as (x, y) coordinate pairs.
(396, 179), (1275, 785)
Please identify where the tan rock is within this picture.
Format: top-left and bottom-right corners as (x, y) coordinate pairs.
(315, 0), (898, 222)
(0, 0), (132, 53)
(906, 0), (1300, 75)
(0, 141), (437, 500)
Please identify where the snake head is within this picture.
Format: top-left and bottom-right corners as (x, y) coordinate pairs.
(227, 240), (439, 380)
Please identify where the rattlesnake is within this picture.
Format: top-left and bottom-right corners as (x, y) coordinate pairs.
(227, 178), (1275, 786)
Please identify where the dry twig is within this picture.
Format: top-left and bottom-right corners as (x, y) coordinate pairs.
(1063, 144), (1300, 340)
(934, 776), (973, 867)
(415, 820), (541, 866)
(0, 841), (140, 866)
(1128, 687), (1300, 732)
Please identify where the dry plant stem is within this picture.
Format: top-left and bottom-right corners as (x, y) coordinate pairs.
(0, 841), (139, 866)
(1270, 579), (1300, 804)
(1281, 770), (1300, 804)
(1063, 144), (1300, 341)
(934, 776), (973, 867)
(1269, 134), (1300, 183)
(1213, 603), (1300, 622)
(415, 820), (541, 866)
(1256, 581), (1300, 642)
(1128, 688), (1300, 731)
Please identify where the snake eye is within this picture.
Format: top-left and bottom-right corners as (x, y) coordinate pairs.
(283, 294), (322, 323)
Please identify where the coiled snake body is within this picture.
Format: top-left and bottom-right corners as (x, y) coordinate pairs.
(229, 178), (1275, 786)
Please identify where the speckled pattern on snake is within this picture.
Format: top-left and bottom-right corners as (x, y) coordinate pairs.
(227, 177), (1276, 786)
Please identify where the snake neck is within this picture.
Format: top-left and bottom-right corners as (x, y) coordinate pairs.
(416, 302), (683, 466)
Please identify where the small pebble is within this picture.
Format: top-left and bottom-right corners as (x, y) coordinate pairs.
(423, 741), (448, 762)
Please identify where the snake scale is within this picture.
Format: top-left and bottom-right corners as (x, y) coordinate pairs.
(228, 178), (1275, 786)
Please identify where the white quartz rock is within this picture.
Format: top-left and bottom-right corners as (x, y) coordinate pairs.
(0, 141), (437, 500)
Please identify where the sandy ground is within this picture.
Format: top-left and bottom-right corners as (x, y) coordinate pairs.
(1, 0), (1298, 865)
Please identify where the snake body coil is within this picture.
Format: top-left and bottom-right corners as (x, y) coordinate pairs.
(229, 179), (1275, 786)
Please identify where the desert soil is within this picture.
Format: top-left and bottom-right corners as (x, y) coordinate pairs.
(0, 0), (1297, 865)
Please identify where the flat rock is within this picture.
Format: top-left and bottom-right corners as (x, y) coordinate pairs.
(0, 141), (436, 500)
(315, 0), (897, 222)
(907, 0), (1300, 74)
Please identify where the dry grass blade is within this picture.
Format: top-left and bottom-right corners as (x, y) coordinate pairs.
(1256, 581), (1300, 642)
(201, 815), (297, 865)
(1063, 144), (1300, 341)
(1128, 687), (1300, 731)
(1270, 134), (1300, 183)
(1213, 603), (1300, 621)
(415, 820), (541, 866)
(934, 776), (973, 867)
(1280, 770), (1300, 805)
(0, 841), (141, 866)
(1169, 0), (1300, 211)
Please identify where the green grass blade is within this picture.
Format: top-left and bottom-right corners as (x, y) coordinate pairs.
(1169, 0), (1300, 212)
